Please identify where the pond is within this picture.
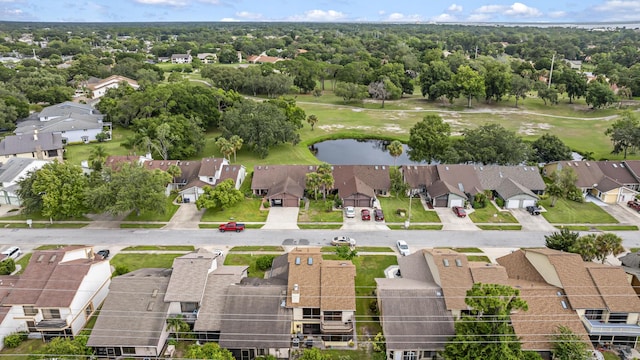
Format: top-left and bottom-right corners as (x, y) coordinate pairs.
(309, 139), (425, 165)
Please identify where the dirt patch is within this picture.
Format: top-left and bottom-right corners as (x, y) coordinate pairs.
(317, 124), (373, 131)
(351, 108), (364, 112)
(518, 122), (552, 136)
(383, 124), (406, 133)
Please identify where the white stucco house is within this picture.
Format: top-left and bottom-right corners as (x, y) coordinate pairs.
(0, 157), (51, 205)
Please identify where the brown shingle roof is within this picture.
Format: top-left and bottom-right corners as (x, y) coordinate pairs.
(332, 165), (391, 193)
(496, 250), (547, 283)
(596, 161), (637, 185)
(425, 249), (473, 311)
(436, 164), (483, 195)
(320, 260), (356, 311)
(428, 179), (467, 198)
(198, 157), (225, 177)
(586, 264), (640, 313)
(144, 159), (201, 184)
(400, 165), (438, 189)
(338, 176), (375, 199)
(475, 165), (545, 192)
(268, 176), (305, 199)
(193, 265), (248, 332)
(550, 161), (605, 189)
(251, 165), (313, 192)
(468, 262), (509, 284)
(286, 248), (322, 308)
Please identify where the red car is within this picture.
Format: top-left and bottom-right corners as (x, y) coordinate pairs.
(361, 209), (371, 221)
(628, 200), (640, 211)
(452, 206), (467, 218)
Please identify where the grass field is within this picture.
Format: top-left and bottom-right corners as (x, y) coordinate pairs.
(377, 196), (441, 223)
(200, 198), (267, 222)
(539, 198), (618, 224)
(110, 253), (182, 272)
(122, 245), (195, 251)
(123, 196), (180, 222)
(223, 253), (272, 279)
(298, 200), (344, 222)
(353, 255), (398, 337)
(469, 205), (518, 223)
(229, 246), (284, 252)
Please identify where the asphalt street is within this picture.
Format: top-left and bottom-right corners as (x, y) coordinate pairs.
(3, 228), (640, 249)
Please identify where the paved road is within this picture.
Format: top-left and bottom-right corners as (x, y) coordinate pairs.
(4, 228), (640, 249)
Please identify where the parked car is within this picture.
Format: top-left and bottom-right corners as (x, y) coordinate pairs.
(396, 240), (410, 256)
(526, 205), (541, 215)
(628, 200), (640, 211)
(96, 249), (110, 259)
(1, 247), (21, 260)
(345, 206), (356, 218)
(374, 209), (384, 221)
(452, 206), (466, 218)
(331, 236), (356, 246)
(218, 222), (245, 232)
(361, 209), (371, 221)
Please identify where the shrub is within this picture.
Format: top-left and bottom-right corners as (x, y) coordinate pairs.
(473, 192), (488, 209)
(255, 255), (275, 271)
(495, 198), (505, 208)
(4, 332), (27, 348)
(112, 265), (130, 277)
(0, 259), (16, 275)
(334, 198), (342, 208)
(567, 188), (584, 203)
(263, 201), (270, 208)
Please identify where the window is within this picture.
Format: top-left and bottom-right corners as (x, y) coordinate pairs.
(23, 306), (37, 316)
(42, 309), (61, 319)
(85, 303), (94, 317)
(608, 313), (628, 324)
(585, 309), (604, 321)
(403, 351), (417, 360)
(324, 311), (342, 321)
(122, 347), (135, 355)
(303, 308), (320, 319)
(181, 302), (198, 313)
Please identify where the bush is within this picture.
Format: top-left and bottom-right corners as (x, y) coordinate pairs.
(567, 188), (584, 203)
(473, 192), (488, 209)
(263, 201), (270, 208)
(334, 198), (342, 208)
(255, 255), (275, 271)
(495, 198), (505, 208)
(112, 265), (130, 277)
(0, 259), (16, 275)
(4, 332), (27, 348)
(396, 208), (407, 216)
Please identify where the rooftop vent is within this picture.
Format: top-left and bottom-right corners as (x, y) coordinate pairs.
(524, 167), (528, 171)
(557, 291), (562, 297)
(375, 165), (379, 170)
(382, 166), (386, 170)
(151, 289), (158, 298)
(613, 163), (618, 168)
(445, 166), (450, 170)
(293, 284), (299, 291)
(49, 255), (57, 263)
(436, 291), (442, 296)
(147, 301), (154, 311)
(586, 162), (591, 167)
(37, 254), (45, 263)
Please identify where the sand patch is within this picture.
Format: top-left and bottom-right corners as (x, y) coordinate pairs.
(518, 122), (552, 136)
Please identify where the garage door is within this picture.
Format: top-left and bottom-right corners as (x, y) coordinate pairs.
(506, 199), (519, 209)
(521, 199), (536, 208)
(449, 199), (463, 208)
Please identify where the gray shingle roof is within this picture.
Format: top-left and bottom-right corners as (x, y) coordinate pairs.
(475, 165), (545, 191)
(15, 114), (104, 135)
(164, 249), (218, 303)
(0, 158), (46, 183)
(193, 265), (247, 332)
(495, 178), (538, 200)
(0, 133), (63, 156)
(38, 101), (96, 119)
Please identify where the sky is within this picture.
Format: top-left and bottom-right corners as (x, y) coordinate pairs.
(1, 0), (639, 23)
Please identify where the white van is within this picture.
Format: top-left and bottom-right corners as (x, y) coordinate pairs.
(1, 247), (21, 260)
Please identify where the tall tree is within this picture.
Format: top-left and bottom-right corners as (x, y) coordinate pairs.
(407, 114), (451, 163)
(229, 135), (243, 163)
(334, 81), (368, 103)
(195, 179), (243, 211)
(453, 65), (485, 108)
(387, 140), (403, 167)
(305, 172), (322, 200)
(551, 326), (590, 360)
(510, 74), (531, 108)
(569, 234), (599, 262)
(316, 163), (334, 200)
(482, 58), (512, 102)
(458, 123), (528, 165)
(185, 342), (234, 360)
(586, 81), (617, 109)
(545, 228), (580, 252)
(558, 71), (587, 104)
(593, 232), (625, 264)
(88, 145), (108, 172)
(531, 133), (572, 163)
(443, 283), (528, 360)
(419, 60), (453, 100)
(605, 110), (640, 159)
(216, 137), (234, 161)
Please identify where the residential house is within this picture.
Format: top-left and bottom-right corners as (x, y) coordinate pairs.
(0, 158), (51, 205)
(171, 53), (192, 64)
(564, 59), (583, 70)
(332, 165), (391, 207)
(246, 55), (282, 64)
(0, 132), (63, 161)
(15, 101), (111, 144)
(375, 252), (454, 360)
(544, 161), (638, 204)
(618, 251), (640, 296)
(87, 268), (173, 358)
(498, 248), (640, 348)
(84, 75), (139, 99)
(475, 165), (545, 208)
(251, 165), (315, 207)
(270, 247), (356, 348)
(2, 246), (111, 342)
(401, 165), (439, 195)
(197, 53), (217, 64)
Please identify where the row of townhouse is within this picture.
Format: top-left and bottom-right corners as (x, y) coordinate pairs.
(250, 164), (546, 209)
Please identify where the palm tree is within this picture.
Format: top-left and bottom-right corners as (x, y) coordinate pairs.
(166, 315), (186, 341)
(546, 181), (563, 207)
(307, 114), (319, 131)
(316, 163), (334, 200)
(594, 233), (624, 263)
(216, 137), (234, 161)
(305, 172), (322, 200)
(88, 145), (108, 171)
(387, 140), (403, 167)
(166, 164), (182, 186)
(229, 135), (243, 163)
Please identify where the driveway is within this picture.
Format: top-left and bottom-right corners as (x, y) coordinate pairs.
(510, 209), (556, 232)
(586, 196), (640, 225)
(341, 207), (389, 231)
(163, 203), (204, 230)
(262, 207), (299, 230)
(435, 207), (479, 231)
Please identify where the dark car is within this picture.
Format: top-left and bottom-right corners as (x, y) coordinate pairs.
(628, 200), (640, 211)
(526, 206), (541, 215)
(452, 206), (466, 218)
(96, 249), (110, 259)
(361, 209), (371, 221)
(374, 209), (384, 221)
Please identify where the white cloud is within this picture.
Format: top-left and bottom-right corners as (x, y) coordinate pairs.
(475, 4), (503, 13)
(592, 0), (640, 21)
(135, 0), (188, 6)
(220, 17), (239, 21)
(431, 13), (457, 22)
(384, 12), (422, 22)
(504, 2), (541, 17)
(197, 0), (220, 4)
(4, 8), (21, 14)
(548, 10), (566, 18)
(236, 11), (262, 20)
(287, 9), (347, 22)
(447, 4), (463, 12)
(467, 13), (491, 22)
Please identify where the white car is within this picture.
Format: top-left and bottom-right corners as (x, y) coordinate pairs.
(1, 247), (21, 260)
(332, 236), (356, 246)
(344, 206), (356, 218)
(396, 240), (410, 256)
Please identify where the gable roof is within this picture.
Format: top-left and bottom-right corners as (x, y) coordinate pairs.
(86, 75), (139, 91)
(198, 157), (226, 178)
(436, 164), (482, 195)
(320, 260), (356, 311)
(144, 159), (201, 184)
(16, 113), (104, 135)
(193, 265), (247, 332)
(550, 161), (605, 188)
(332, 165), (391, 192)
(87, 268), (172, 348)
(38, 101), (95, 119)
(475, 165), (545, 191)
(495, 178), (538, 200)
(164, 249), (218, 303)
(0, 158), (49, 184)
(0, 133), (63, 156)
(619, 251), (640, 268)
(428, 179), (467, 198)
(585, 264), (640, 312)
(268, 176), (305, 198)
(424, 249), (474, 311)
(596, 161), (637, 185)
(337, 176), (375, 199)
(623, 160), (640, 182)
(218, 285), (291, 349)
(400, 165), (438, 189)
(251, 165), (313, 192)
(286, 248), (322, 308)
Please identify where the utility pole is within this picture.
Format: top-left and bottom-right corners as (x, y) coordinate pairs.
(548, 53), (556, 89)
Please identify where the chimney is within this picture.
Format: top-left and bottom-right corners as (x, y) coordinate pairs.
(33, 129), (38, 141)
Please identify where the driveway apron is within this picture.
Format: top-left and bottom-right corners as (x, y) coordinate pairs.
(262, 207), (300, 229)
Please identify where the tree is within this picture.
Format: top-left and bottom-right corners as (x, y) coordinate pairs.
(482, 59), (512, 102)
(457, 123), (528, 165)
(586, 81), (617, 109)
(443, 283), (528, 360)
(551, 326), (590, 360)
(316, 163), (334, 200)
(390, 166), (409, 197)
(368, 78), (401, 108)
(307, 114), (319, 131)
(305, 172), (322, 200)
(453, 65), (485, 108)
(537, 84), (558, 105)
(593, 232), (624, 263)
(88, 163), (171, 217)
(195, 179), (243, 211)
(510, 75), (531, 108)
(166, 315), (188, 341)
(185, 342), (234, 360)
(335, 245), (357, 260)
(407, 114), (451, 163)
(33, 333), (91, 359)
(545, 228), (580, 252)
(166, 164), (182, 185)
(88, 145), (108, 172)
(569, 234), (598, 262)
(387, 140), (403, 167)
(334, 81), (368, 103)
(419, 60), (453, 100)
(531, 133), (572, 163)
(230, 135), (243, 163)
(299, 348), (331, 360)
(216, 137), (234, 161)
(547, 166), (579, 205)
(22, 160), (89, 220)
(605, 110), (640, 159)
(558, 71), (587, 104)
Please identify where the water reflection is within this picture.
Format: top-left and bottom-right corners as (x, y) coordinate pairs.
(309, 139), (425, 165)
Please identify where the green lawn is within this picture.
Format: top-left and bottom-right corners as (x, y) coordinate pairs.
(539, 198), (619, 224)
(319, 349), (374, 359)
(357, 247), (393, 252)
(223, 254), (271, 279)
(353, 255), (398, 337)
(298, 200), (343, 222)
(200, 198), (268, 222)
(0, 222), (88, 228)
(34, 245), (70, 250)
(64, 128), (135, 166)
(452, 247), (483, 253)
(0, 212), (90, 221)
(110, 253), (182, 273)
(377, 197), (440, 223)
(468, 205), (518, 223)
(0, 339), (47, 359)
(119, 223), (166, 229)
(229, 246), (284, 252)
(297, 224), (342, 229)
(15, 253), (32, 274)
(476, 225), (522, 230)
(122, 245), (195, 251)
(467, 255), (491, 262)
(123, 196), (180, 222)
(562, 225), (638, 231)
(387, 224), (443, 230)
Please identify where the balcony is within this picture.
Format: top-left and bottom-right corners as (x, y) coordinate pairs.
(35, 319), (69, 331)
(582, 317), (640, 336)
(320, 315), (353, 334)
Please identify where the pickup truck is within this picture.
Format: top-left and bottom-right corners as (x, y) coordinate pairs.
(526, 205), (541, 215)
(218, 222), (245, 232)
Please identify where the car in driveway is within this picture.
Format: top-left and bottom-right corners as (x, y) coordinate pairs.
(331, 236), (356, 246)
(452, 206), (466, 218)
(374, 209), (384, 221)
(96, 249), (110, 259)
(526, 205), (541, 215)
(628, 200), (640, 211)
(396, 240), (410, 256)
(345, 206), (356, 218)
(1, 247), (21, 261)
(361, 209), (371, 221)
